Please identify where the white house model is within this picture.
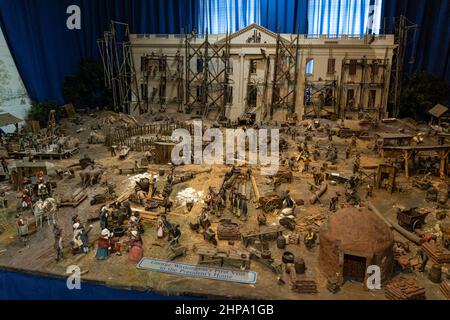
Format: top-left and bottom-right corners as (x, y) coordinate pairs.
(130, 23), (395, 122)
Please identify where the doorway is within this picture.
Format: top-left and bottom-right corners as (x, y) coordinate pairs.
(343, 254), (367, 283)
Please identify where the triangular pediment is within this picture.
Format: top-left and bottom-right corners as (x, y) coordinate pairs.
(216, 23), (281, 45)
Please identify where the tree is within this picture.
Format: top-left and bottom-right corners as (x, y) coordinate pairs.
(62, 59), (112, 108)
(399, 73), (450, 120)
(0, 59), (11, 101)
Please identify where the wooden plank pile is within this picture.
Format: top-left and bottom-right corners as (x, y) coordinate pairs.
(385, 277), (426, 300)
(59, 187), (87, 208)
(422, 242), (450, 264)
(439, 281), (450, 299)
(295, 213), (327, 233)
(291, 280), (318, 294)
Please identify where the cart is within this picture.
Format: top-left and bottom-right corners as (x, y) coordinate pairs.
(396, 206), (430, 231)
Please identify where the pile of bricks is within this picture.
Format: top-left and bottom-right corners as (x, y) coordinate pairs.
(385, 277), (426, 300)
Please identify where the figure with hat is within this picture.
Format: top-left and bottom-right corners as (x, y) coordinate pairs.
(99, 205), (109, 230)
(128, 230), (144, 263)
(53, 223), (63, 261)
(72, 222), (92, 254)
(95, 229), (111, 260)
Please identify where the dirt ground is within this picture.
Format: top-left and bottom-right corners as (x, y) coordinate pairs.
(0, 112), (448, 300)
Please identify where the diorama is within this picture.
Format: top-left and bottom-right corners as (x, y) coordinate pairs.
(0, 0), (449, 301)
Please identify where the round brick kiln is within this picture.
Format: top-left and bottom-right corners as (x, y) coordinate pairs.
(318, 207), (394, 285)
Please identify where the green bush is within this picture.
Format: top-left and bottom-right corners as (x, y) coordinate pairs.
(62, 59), (112, 109)
(26, 100), (59, 127)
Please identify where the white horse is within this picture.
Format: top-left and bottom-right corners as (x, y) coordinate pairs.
(32, 198), (58, 228)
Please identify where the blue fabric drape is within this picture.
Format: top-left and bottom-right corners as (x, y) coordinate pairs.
(196, 0), (308, 35)
(260, 0), (308, 33)
(197, 0), (261, 34)
(382, 0), (450, 84)
(0, 0), (196, 104)
(307, 0), (383, 36)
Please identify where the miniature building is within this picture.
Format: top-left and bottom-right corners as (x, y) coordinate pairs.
(319, 207), (394, 286)
(130, 24), (395, 121)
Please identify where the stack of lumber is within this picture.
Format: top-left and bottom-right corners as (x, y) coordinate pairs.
(59, 187), (87, 208)
(385, 277), (426, 300)
(291, 280), (318, 294)
(295, 213), (327, 232)
(422, 242), (450, 264)
(439, 281), (450, 299)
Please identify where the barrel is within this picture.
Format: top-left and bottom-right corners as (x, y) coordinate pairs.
(428, 264), (442, 283)
(276, 235), (286, 249)
(294, 258), (306, 274)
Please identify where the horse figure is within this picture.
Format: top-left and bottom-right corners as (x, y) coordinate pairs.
(32, 198), (58, 228)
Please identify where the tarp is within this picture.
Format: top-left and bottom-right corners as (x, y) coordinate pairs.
(0, 113), (22, 127)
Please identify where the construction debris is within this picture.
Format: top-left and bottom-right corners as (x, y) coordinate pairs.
(385, 277), (426, 300)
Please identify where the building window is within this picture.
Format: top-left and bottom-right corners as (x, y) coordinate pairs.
(305, 59), (314, 76)
(196, 85), (204, 101)
(226, 86), (233, 104)
(368, 90), (376, 109)
(197, 58), (204, 73)
(327, 58), (335, 74)
(346, 89), (355, 109)
(250, 60), (257, 74)
(349, 59), (357, 76)
(140, 84), (148, 100)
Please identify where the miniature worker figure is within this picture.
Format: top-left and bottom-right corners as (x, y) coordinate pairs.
(302, 157), (311, 173)
(151, 178), (158, 198)
(350, 134), (357, 148)
(287, 157), (295, 172)
(353, 154), (361, 175)
(53, 224), (63, 262)
(72, 222), (92, 254)
(128, 230), (144, 263)
(345, 145), (351, 159)
(282, 190), (295, 209)
(99, 206), (109, 230)
(110, 145), (117, 157)
(1, 157), (8, 174)
(366, 184), (374, 199)
(304, 228), (316, 250)
(96, 229), (111, 260)
(240, 195), (248, 221)
(136, 189), (146, 206)
(329, 192), (340, 212)
(0, 191), (7, 209)
(16, 214), (29, 246)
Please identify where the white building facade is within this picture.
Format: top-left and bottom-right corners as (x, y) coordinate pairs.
(130, 24), (395, 121)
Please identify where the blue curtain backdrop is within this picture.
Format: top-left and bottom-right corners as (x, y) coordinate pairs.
(0, 0), (448, 105)
(307, 0), (383, 36)
(0, 0), (196, 104)
(382, 0), (450, 84)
